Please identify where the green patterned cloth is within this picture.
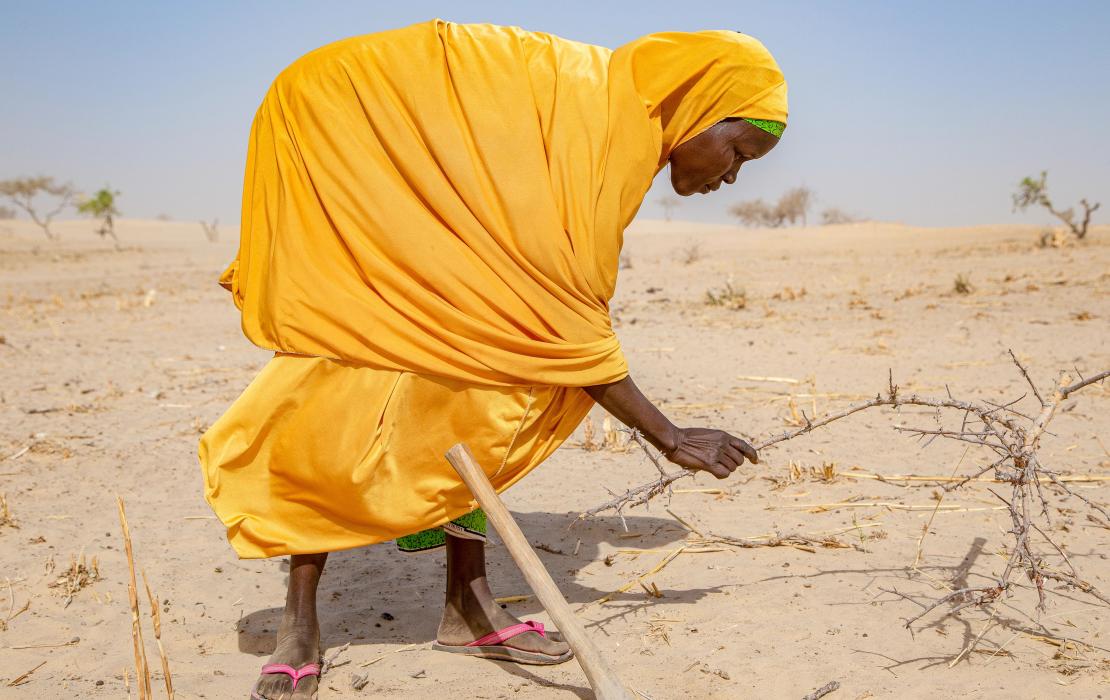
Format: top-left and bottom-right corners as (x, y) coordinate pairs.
(396, 509), (488, 552)
(742, 118), (785, 138)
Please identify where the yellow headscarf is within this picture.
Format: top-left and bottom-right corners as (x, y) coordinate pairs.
(221, 20), (787, 387)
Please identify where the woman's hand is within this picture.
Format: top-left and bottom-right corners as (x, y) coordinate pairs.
(664, 427), (758, 479)
(583, 375), (758, 480)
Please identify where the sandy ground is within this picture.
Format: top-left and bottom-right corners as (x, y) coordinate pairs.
(1, 217), (1108, 699)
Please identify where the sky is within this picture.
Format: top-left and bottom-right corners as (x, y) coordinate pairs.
(2, 1), (1108, 228)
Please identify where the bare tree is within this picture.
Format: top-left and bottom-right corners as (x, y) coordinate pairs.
(729, 199), (781, 227)
(1013, 171), (1100, 240)
(199, 218), (219, 243)
(0, 176), (74, 240)
(656, 196), (681, 222)
(729, 187), (815, 228)
(820, 207), (858, 225)
(777, 187), (813, 226)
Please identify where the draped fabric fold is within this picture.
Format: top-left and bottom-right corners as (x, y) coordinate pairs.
(220, 19), (787, 387)
(203, 20), (788, 558)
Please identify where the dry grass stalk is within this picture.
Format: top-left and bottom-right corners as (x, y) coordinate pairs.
(774, 501), (1004, 513)
(6, 660), (47, 688)
(581, 418), (601, 451)
(48, 551), (101, 607)
(0, 492), (17, 530)
(693, 531), (852, 554)
(358, 642), (421, 668)
(580, 417), (627, 453)
(142, 570), (174, 699)
(842, 471), (1110, 484)
(913, 447), (969, 570)
(2, 576), (30, 632)
(704, 280), (746, 309)
(736, 375), (802, 384)
(582, 546), (688, 608)
(118, 497), (151, 700)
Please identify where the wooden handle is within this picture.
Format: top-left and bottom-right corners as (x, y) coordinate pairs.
(445, 443), (632, 700)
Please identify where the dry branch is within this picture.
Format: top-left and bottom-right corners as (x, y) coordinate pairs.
(580, 353), (1110, 635)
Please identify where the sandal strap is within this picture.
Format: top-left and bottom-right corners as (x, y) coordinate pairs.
(260, 663), (321, 690)
(466, 620), (545, 647)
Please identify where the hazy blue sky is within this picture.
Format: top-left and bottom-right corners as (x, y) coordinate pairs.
(3, 1), (1108, 227)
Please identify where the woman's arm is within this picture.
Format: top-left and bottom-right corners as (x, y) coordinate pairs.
(583, 375), (757, 479)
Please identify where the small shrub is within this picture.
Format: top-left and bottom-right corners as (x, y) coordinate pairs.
(953, 273), (974, 295)
(821, 208), (859, 225)
(678, 241), (702, 265)
(705, 281), (747, 309)
(77, 187), (121, 246)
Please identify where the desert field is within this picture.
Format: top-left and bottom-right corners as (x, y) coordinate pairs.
(1, 217), (1108, 699)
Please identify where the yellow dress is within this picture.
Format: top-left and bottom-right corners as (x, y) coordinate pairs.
(200, 20), (787, 559)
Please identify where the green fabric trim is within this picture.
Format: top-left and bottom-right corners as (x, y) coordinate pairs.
(396, 509), (488, 553)
(742, 118), (785, 138)
(449, 508), (488, 536)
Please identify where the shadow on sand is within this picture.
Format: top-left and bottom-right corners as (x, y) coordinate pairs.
(236, 510), (697, 659)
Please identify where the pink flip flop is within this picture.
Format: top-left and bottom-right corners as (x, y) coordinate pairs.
(250, 662), (321, 699)
(432, 620), (573, 665)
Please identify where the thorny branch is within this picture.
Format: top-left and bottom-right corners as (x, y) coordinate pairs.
(579, 352), (1110, 631)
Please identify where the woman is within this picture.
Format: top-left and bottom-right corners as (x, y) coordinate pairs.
(200, 19), (786, 699)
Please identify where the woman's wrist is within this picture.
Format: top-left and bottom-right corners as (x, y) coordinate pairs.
(583, 375), (681, 457)
(644, 420), (682, 456)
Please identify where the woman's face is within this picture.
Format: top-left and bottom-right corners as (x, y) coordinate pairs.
(668, 119), (780, 196)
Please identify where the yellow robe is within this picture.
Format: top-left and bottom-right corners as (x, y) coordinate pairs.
(201, 20), (787, 558)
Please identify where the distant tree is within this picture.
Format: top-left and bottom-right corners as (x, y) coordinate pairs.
(729, 187), (815, 228)
(776, 187), (813, 226)
(0, 176), (74, 240)
(1012, 171), (1100, 240)
(821, 207), (859, 225)
(729, 199), (780, 227)
(200, 218), (219, 243)
(0, 206), (14, 219)
(656, 195), (681, 222)
(77, 187), (121, 247)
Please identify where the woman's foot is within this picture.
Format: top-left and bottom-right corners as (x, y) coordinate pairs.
(252, 553), (327, 699)
(438, 534), (569, 658)
(437, 589), (568, 656)
(252, 618), (320, 699)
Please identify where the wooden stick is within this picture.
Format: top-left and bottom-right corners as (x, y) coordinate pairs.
(445, 443), (632, 700)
